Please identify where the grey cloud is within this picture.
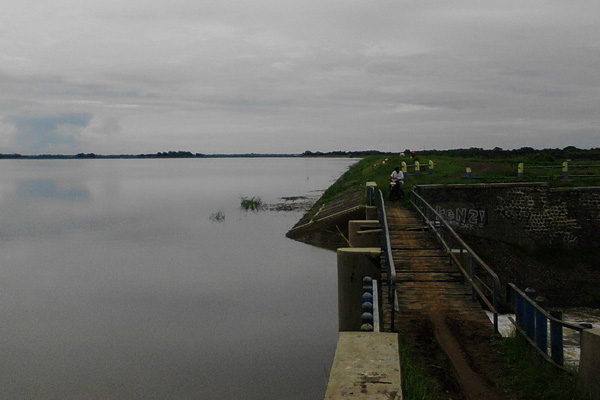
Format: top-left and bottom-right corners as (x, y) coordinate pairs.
(0, 0), (598, 154)
(10, 114), (93, 153)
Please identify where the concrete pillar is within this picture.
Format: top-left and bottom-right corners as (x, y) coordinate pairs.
(348, 220), (380, 248)
(337, 248), (382, 331)
(577, 328), (600, 400)
(365, 182), (377, 206)
(365, 206), (378, 220)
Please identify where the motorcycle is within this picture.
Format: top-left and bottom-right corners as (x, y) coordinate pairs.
(388, 179), (404, 201)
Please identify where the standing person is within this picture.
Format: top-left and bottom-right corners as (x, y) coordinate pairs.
(389, 167), (404, 200)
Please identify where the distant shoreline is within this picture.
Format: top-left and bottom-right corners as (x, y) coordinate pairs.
(2, 146), (597, 160)
(0, 151), (373, 160)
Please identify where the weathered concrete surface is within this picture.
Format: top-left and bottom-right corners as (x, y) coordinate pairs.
(324, 332), (402, 400)
(578, 328), (600, 400)
(337, 248), (381, 331)
(348, 220), (380, 247)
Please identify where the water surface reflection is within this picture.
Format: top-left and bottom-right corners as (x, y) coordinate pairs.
(0, 158), (356, 400)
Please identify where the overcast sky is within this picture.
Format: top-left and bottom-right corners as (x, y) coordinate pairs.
(1, 0), (599, 154)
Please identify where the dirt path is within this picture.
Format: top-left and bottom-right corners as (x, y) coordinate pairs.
(387, 203), (507, 399)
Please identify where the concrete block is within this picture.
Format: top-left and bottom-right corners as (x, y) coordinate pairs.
(578, 328), (600, 400)
(337, 248), (382, 331)
(365, 206), (378, 220)
(325, 332), (402, 399)
(348, 220), (380, 247)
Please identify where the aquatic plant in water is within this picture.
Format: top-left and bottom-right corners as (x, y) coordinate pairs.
(240, 196), (264, 211)
(209, 211), (225, 222)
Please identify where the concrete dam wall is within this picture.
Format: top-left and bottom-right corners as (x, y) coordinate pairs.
(414, 183), (600, 252)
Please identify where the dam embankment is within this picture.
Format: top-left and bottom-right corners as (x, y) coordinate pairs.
(288, 181), (600, 307)
(287, 179), (600, 399)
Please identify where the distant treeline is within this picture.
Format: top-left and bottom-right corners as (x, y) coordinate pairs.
(416, 146), (600, 161)
(0, 147), (598, 160)
(0, 150), (383, 159)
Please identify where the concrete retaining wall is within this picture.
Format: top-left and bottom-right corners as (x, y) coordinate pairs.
(414, 183), (600, 251)
(578, 328), (600, 400)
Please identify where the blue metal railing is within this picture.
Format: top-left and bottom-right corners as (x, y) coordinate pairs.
(508, 283), (584, 368)
(410, 188), (500, 333)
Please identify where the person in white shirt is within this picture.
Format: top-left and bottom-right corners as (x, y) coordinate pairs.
(389, 167), (405, 200)
(390, 167), (404, 186)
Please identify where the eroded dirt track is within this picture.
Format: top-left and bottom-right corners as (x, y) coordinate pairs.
(387, 203), (506, 400)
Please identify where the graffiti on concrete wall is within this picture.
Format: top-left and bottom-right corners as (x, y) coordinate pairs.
(435, 206), (487, 228)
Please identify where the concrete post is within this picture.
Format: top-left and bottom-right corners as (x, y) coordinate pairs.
(518, 162), (524, 178)
(577, 328), (600, 400)
(562, 161), (569, 179)
(348, 220), (380, 248)
(365, 182), (377, 206)
(337, 248), (382, 331)
(365, 206), (378, 220)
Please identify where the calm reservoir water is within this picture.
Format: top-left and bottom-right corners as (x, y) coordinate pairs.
(0, 158), (357, 400)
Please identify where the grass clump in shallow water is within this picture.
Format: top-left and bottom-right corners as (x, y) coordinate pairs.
(209, 211), (225, 222)
(240, 196), (264, 211)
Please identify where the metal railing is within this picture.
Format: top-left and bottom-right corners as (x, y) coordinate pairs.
(368, 186), (397, 331)
(410, 188), (501, 333)
(507, 283), (584, 368)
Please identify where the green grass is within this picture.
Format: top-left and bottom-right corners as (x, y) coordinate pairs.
(397, 335), (444, 400)
(323, 153), (600, 207)
(497, 334), (577, 400)
(240, 196), (264, 211)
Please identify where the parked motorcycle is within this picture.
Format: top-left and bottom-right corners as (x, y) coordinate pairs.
(388, 179), (404, 201)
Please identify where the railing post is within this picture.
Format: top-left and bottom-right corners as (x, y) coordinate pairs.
(470, 258), (476, 301)
(492, 280), (499, 334)
(535, 298), (548, 354)
(550, 311), (564, 366)
(514, 287), (522, 326)
(524, 288), (536, 340)
(514, 289), (523, 326)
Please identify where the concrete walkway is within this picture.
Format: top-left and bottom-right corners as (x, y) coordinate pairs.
(324, 332), (402, 400)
